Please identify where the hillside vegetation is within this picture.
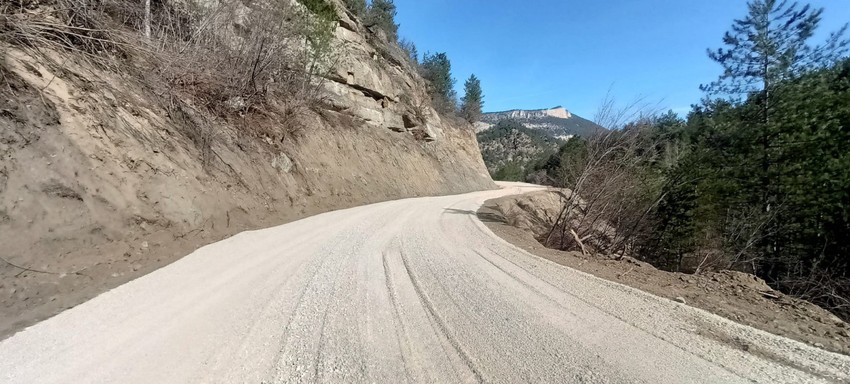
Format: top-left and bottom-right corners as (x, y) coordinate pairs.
(534, 0), (850, 322)
(476, 107), (605, 181)
(476, 120), (562, 181)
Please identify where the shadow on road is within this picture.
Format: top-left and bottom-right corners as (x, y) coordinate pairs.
(443, 207), (506, 224)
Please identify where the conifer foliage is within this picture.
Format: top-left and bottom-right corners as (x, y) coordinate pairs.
(461, 74), (484, 123)
(420, 52), (457, 113)
(365, 0), (399, 41)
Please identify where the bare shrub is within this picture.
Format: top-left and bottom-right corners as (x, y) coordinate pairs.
(1, 0), (340, 166)
(2, 0), (338, 119)
(1, 0), (129, 69)
(156, 0), (337, 121)
(782, 270), (850, 321)
(541, 87), (670, 257)
(141, 0), (342, 160)
(593, 86), (663, 130)
(545, 121), (665, 257)
(676, 201), (780, 274)
(162, 95), (221, 167)
(720, 204), (780, 272)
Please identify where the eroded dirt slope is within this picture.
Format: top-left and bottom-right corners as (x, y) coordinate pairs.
(0, 3), (493, 337)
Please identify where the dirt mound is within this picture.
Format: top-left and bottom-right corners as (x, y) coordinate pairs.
(487, 189), (567, 236)
(487, 188), (616, 254)
(710, 270), (773, 292)
(480, 192), (850, 356)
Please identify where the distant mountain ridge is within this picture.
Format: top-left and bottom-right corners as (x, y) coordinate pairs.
(483, 106), (572, 120)
(477, 106), (605, 139)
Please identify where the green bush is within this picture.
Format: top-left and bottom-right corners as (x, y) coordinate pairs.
(298, 0), (338, 22)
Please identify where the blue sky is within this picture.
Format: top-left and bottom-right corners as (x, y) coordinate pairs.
(393, 0), (850, 118)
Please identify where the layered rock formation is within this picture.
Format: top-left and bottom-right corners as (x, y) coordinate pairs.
(483, 106), (572, 121)
(324, 8), (448, 141)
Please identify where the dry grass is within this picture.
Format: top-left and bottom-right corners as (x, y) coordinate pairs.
(2, 0), (336, 114)
(0, 0), (131, 68)
(1, 0), (340, 163)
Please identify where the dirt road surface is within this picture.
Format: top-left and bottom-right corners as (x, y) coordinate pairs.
(1, 183), (848, 383)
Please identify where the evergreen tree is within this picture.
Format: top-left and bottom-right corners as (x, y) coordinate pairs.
(300, 0), (338, 21)
(460, 74), (484, 123)
(399, 38), (418, 64)
(701, 0), (848, 176)
(420, 52), (457, 113)
(343, 0), (366, 18)
(702, 1), (847, 99)
(762, 60), (850, 309)
(365, 0), (399, 41)
(643, 58), (850, 315)
(701, 0), (848, 256)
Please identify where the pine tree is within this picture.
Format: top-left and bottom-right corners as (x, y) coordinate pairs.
(343, 0), (367, 18)
(399, 38), (418, 64)
(365, 0), (399, 41)
(460, 74), (483, 123)
(701, 0), (848, 217)
(702, 1), (848, 99)
(420, 52), (457, 113)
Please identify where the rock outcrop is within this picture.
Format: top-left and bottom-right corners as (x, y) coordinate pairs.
(322, 8), (447, 141)
(483, 106), (572, 121)
(478, 106), (605, 139)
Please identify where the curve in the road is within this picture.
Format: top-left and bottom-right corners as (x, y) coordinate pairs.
(1, 183), (848, 383)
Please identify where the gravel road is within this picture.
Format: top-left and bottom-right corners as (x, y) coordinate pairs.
(1, 183), (848, 383)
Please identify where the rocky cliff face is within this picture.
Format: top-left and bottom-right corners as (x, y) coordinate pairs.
(482, 106), (572, 121)
(0, 1), (493, 337)
(320, 3), (452, 141)
(478, 106), (604, 139)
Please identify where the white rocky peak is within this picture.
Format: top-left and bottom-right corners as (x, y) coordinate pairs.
(483, 106), (572, 121)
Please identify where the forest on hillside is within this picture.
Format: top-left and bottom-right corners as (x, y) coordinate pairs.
(477, 120), (563, 180)
(530, 1), (850, 320)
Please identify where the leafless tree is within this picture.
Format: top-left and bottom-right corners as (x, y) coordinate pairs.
(593, 86), (662, 130)
(546, 124), (656, 255)
(545, 95), (667, 258)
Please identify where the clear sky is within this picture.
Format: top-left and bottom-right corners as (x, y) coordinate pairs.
(393, 0), (850, 118)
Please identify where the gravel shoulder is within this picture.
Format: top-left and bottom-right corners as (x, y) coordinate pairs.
(478, 190), (850, 357)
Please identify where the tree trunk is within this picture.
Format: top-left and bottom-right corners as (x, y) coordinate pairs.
(762, 60), (770, 213)
(761, 56), (778, 268)
(144, 0), (151, 39)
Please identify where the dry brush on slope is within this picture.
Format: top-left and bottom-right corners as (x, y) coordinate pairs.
(6, 0), (354, 130)
(543, 120), (666, 258)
